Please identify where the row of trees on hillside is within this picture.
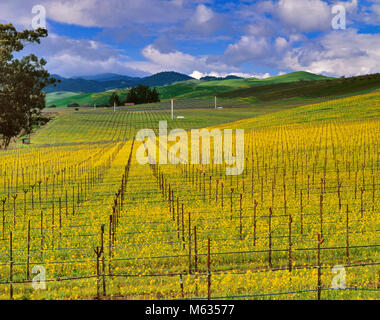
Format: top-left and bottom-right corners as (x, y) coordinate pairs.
(126, 85), (160, 104)
(109, 85), (160, 106)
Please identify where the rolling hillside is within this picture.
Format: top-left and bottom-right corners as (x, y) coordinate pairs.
(157, 71), (330, 99)
(45, 91), (80, 106)
(215, 91), (380, 131)
(45, 89), (131, 108)
(219, 73), (380, 102)
(45, 71), (380, 108)
(45, 71), (194, 93)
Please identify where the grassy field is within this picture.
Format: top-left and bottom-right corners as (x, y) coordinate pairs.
(219, 74), (380, 103)
(217, 92), (380, 130)
(0, 92), (379, 300)
(31, 96), (322, 146)
(45, 89), (131, 108)
(45, 92), (79, 106)
(30, 109), (260, 146)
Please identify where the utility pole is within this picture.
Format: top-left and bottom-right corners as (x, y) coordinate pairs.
(214, 95), (217, 109)
(114, 101), (116, 112)
(171, 97), (174, 120)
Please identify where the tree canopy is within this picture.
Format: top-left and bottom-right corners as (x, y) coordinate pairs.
(126, 85), (160, 104)
(0, 24), (56, 149)
(109, 92), (121, 107)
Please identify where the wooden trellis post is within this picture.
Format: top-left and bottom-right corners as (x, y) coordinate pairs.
(59, 197), (62, 247)
(181, 204), (185, 250)
(346, 204), (350, 264)
(180, 274), (184, 298)
(94, 246), (102, 299)
(337, 181), (342, 210)
(12, 194), (17, 227)
(108, 215), (112, 276)
(317, 233), (324, 300)
(209, 176), (212, 201)
(194, 226), (198, 273)
(2, 198), (6, 240)
(230, 188), (234, 219)
(207, 238), (211, 300)
(319, 194), (323, 238)
(9, 231), (13, 299)
(360, 187), (364, 218)
(239, 194), (243, 239)
(188, 212), (192, 274)
(72, 186), (75, 215)
(65, 190), (68, 216)
(268, 207), (272, 268)
(40, 211), (44, 259)
(288, 215), (292, 271)
(203, 173), (206, 201)
(221, 183), (224, 209)
(23, 188), (28, 216)
(101, 224), (106, 296)
(177, 198), (180, 239)
(38, 180), (42, 208)
(300, 189), (303, 235)
(253, 199), (258, 246)
(27, 220), (31, 279)
(216, 180), (218, 202)
(31, 184), (35, 210)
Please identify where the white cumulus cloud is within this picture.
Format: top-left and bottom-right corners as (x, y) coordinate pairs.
(282, 29), (380, 76)
(189, 70), (271, 79)
(124, 44), (234, 75)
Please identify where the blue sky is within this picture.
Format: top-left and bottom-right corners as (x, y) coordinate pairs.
(1, 0), (379, 78)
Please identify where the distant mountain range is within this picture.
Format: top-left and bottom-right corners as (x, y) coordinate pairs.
(46, 71), (194, 93)
(45, 72), (257, 93)
(71, 73), (141, 82)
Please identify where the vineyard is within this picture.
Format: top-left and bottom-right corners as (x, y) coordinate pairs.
(0, 92), (379, 300)
(32, 98), (281, 146)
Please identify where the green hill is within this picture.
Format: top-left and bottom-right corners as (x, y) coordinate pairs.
(46, 71), (343, 107)
(219, 73), (380, 102)
(157, 71), (330, 99)
(259, 71), (329, 83)
(215, 91), (380, 131)
(46, 89), (130, 108)
(140, 71), (193, 86)
(45, 92), (79, 106)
